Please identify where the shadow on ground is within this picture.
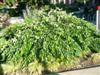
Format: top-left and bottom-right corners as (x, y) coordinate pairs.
(0, 64), (4, 75)
(43, 70), (59, 75)
(44, 72), (59, 75)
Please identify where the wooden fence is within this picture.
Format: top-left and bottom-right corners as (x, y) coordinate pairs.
(50, 0), (75, 4)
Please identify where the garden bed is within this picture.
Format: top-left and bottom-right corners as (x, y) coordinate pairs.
(1, 53), (100, 75)
(44, 53), (100, 74)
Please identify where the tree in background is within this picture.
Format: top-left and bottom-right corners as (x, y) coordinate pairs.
(4, 0), (49, 8)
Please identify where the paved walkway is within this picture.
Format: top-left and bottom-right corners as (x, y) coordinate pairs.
(45, 67), (100, 75)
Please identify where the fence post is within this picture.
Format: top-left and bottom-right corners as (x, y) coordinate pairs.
(63, 0), (66, 4)
(59, 0), (62, 3)
(96, 6), (100, 32)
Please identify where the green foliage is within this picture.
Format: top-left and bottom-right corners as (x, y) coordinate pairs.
(5, 0), (17, 6)
(89, 38), (100, 53)
(0, 9), (100, 73)
(4, 0), (49, 7)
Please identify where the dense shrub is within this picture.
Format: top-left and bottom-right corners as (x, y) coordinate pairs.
(89, 38), (100, 53)
(0, 9), (100, 73)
